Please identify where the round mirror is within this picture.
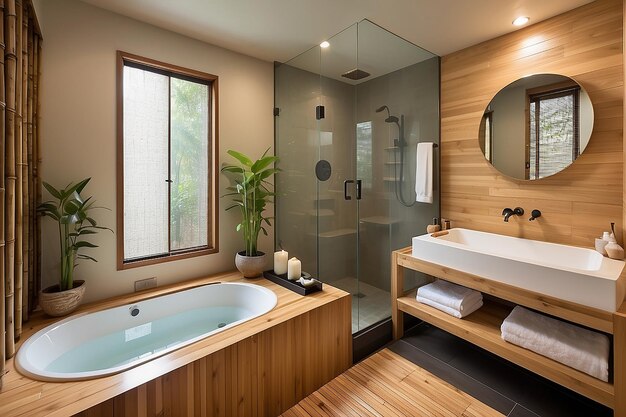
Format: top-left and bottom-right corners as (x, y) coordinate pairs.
(479, 74), (594, 180)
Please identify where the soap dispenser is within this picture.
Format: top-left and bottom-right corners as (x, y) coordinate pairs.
(605, 222), (624, 260)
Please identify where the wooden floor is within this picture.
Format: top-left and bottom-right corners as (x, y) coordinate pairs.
(281, 348), (504, 417)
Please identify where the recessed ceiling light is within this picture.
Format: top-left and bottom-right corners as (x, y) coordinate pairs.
(513, 16), (530, 26)
(320, 41), (330, 48)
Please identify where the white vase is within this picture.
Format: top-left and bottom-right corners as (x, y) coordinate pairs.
(235, 251), (266, 278)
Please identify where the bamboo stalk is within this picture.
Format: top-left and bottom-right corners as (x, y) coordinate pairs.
(13, 0), (22, 341)
(19, 1), (26, 323)
(0, 0), (6, 389)
(4, 0), (16, 358)
(25, 20), (32, 311)
(33, 30), (39, 303)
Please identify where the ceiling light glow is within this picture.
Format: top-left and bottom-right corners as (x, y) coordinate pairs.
(320, 41), (330, 48)
(513, 16), (530, 26)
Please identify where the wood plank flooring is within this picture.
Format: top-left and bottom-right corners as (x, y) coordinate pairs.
(281, 348), (504, 417)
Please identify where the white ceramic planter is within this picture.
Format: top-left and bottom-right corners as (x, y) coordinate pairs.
(235, 251), (266, 278)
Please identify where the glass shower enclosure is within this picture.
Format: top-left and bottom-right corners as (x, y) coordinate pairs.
(275, 20), (440, 333)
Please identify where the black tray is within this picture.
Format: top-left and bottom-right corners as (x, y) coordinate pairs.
(263, 270), (323, 295)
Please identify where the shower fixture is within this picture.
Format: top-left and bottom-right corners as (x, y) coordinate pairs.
(342, 68), (371, 81)
(376, 105), (414, 207)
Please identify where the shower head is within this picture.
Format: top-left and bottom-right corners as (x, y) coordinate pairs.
(376, 105), (399, 124)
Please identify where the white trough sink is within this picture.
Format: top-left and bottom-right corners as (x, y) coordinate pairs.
(412, 228), (625, 312)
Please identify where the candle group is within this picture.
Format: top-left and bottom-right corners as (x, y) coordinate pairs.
(287, 257), (301, 281)
(273, 250), (288, 275)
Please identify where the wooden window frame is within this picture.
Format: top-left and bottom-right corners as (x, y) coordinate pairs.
(524, 80), (580, 180)
(116, 51), (219, 270)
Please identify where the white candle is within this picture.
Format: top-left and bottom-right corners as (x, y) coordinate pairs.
(274, 250), (288, 275)
(287, 257), (301, 281)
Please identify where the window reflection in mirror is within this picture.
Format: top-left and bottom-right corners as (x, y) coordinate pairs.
(479, 74), (593, 181)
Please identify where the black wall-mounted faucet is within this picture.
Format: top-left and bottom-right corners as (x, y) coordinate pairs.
(529, 209), (542, 221)
(502, 207), (524, 222)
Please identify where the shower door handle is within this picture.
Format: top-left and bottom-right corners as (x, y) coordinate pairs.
(344, 179), (354, 200)
(355, 180), (362, 200)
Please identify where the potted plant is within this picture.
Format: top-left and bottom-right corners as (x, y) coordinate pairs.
(38, 178), (110, 316)
(221, 148), (279, 278)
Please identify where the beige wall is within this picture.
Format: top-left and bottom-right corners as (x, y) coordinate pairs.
(34, 0), (274, 302)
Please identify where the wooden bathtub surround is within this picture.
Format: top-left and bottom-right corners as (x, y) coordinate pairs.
(440, 0), (624, 247)
(391, 247), (626, 415)
(0, 271), (352, 417)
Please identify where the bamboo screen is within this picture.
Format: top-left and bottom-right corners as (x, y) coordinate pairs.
(0, 0), (42, 388)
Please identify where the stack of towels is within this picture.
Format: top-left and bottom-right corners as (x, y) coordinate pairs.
(501, 306), (609, 382)
(416, 280), (483, 318)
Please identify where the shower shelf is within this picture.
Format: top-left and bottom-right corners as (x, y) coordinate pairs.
(384, 147), (399, 151)
(383, 177), (399, 182)
(384, 162), (400, 165)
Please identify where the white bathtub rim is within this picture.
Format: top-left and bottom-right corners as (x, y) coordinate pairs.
(15, 282), (277, 382)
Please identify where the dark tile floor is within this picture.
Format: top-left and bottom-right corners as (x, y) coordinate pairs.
(389, 323), (612, 417)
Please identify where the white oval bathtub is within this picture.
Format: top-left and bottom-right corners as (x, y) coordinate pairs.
(16, 282), (277, 381)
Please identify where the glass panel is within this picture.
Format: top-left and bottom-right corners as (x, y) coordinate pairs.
(319, 22), (359, 332)
(275, 19), (440, 335)
(170, 77), (209, 250)
(356, 20), (440, 331)
(123, 66), (169, 260)
(274, 44), (322, 277)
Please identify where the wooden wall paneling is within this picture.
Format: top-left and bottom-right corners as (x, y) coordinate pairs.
(440, 0), (624, 247)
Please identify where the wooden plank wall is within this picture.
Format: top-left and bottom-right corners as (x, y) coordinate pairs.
(441, 0), (624, 247)
(74, 295), (352, 417)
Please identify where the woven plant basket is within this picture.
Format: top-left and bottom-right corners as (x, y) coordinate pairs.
(39, 280), (86, 317)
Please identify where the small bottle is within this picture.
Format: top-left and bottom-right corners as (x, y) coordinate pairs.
(426, 218), (441, 234)
(605, 222), (624, 260)
(443, 219), (451, 230)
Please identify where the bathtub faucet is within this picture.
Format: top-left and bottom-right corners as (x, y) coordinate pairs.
(502, 207), (524, 222)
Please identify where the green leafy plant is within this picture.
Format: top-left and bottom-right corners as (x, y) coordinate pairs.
(221, 148), (279, 256)
(38, 178), (111, 292)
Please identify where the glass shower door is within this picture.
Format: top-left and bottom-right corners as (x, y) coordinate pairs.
(317, 23), (360, 333)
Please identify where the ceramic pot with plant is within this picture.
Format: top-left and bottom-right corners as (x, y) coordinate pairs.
(38, 178), (111, 316)
(221, 148), (279, 278)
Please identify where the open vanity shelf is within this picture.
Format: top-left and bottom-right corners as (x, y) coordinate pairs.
(391, 247), (626, 415)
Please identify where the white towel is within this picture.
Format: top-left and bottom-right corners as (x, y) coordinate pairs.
(417, 295), (483, 318)
(415, 142), (433, 203)
(501, 306), (609, 382)
(417, 280), (482, 312)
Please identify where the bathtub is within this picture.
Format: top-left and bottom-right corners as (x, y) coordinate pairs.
(16, 282), (277, 381)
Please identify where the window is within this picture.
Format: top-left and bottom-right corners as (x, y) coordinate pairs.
(117, 51), (218, 269)
(356, 121), (372, 188)
(526, 83), (580, 180)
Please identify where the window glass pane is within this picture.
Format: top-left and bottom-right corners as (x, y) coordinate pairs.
(170, 77), (209, 250)
(356, 121), (372, 189)
(537, 94), (575, 179)
(123, 66), (169, 260)
(529, 101), (537, 179)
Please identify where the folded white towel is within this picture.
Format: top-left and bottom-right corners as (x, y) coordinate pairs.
(415, 142), (433, 203)
(417, 280), (482, 312)
(417, 295), (483, 318)
(501, 306), (609, 382)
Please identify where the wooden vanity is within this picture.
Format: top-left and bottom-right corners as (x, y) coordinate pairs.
(391, 246), (626, 416)
(0, 271), (352, 417)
